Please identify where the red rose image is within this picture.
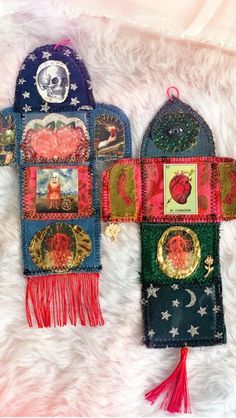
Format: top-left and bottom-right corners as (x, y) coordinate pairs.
(23, 125), (89, 161)
(27, 128), (57, 159)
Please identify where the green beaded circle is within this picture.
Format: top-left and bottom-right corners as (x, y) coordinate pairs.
(151, 111), (200, 153)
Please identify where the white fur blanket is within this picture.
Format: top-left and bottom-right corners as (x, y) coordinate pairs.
(0, 1), (236, 416)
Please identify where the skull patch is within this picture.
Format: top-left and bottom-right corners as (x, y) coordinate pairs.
(36, 60), (70, 103)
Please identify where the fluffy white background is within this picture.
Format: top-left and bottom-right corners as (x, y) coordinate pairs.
(0, 1), (236, 416)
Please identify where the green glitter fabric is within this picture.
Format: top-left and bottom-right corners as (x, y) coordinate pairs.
(151, 111), (200, 153)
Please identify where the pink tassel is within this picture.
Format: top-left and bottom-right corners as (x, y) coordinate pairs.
(26, 273), (104, 328)
(145, 347), (191, 414)
(54, 38), (72, 50)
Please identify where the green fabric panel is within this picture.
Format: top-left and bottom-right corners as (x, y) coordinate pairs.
(219, 162), (236, 217)
(109, 164), (136, 218)
(141, 222), (220, 284)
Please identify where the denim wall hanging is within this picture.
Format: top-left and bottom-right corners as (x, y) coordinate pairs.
(102, 87), (236, 413)
(0, 41), (131, 328)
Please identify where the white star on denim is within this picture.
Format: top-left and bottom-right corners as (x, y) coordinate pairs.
(86, 80), (93, 90)
(70, 83), (78, 91)
(215, 332), (223, 339)
(204, 287), (213, 295)
(18, 78), (26, 85)
(28, 53), (36, 61)
(70, 97), (80, 106)
(147, 284), (159, 298)
(172, 299), (180, 307)
(169, 327), (179, 338)
(213, 305), (221, 313)
(148, 329), (155, 338)
(197, 307), (207, 317)
(40, 102), (50, 112)
(22, 91), (30, 99)
(187, 325), (199, 337)
(63, 49), (71, 56)
(22, 104), (31, 113)
(161, 310), (171, 320)
(42, 51), (52, 60)
(171, 284), (179, 291)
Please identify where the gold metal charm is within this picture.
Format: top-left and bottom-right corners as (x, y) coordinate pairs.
(204, 255), (214, 278)
(105, 223), (121, 241)
(157, 226), (201, 279)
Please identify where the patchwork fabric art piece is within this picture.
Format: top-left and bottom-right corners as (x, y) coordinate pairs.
(0, 40), (131, 327)
(102, 88), (236, 413)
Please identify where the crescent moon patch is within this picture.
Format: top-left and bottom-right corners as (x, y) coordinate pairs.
(185, 289), (196, 308)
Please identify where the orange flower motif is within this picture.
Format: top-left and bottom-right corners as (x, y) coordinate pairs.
(28, 128), (57, 159)
(24, 126), (89, 161)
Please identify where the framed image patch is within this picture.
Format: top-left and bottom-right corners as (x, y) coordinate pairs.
(22, 165), (94, 219)
(21, 216), (101, 276)
(141, 222), (220, 284)
(21, 111), (91, 163)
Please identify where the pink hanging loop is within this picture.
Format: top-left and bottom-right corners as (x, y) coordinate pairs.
(54, 38), (72, 50)
(167, 86), (180, 101)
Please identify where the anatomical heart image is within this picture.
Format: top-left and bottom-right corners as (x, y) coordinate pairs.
(36, 168), (78, 213)
(164, 164), (198, 215)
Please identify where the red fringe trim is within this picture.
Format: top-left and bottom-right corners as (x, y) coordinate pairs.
(26, 273), (104, 328)
(145, 347), (191, 414)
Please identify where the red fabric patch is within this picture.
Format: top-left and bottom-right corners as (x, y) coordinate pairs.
(102, 159), (142, 222)
(21, 125), (89, 162)
(102, 157), (235, 223)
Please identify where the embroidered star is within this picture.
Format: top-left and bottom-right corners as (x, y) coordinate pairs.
(204, 286), (213, 296)
(18, 78), (26, 85)
(63, 49), (71, 56)
(161, 310), (171, 320)
(172, 299), (180, 307)
(169, 327), (179, 338)
(42, 51), (52, 60)
(197, 306), (207, 317)
(213, 305), (221, 313)
(21, 64), (26, 70)
(187, 325), (199, 337)
(22, 104), (31, 113)
(171, 284), (179, 291)
(70, 97), (80, 106)
(70, 83), (78, 91)
(86, 80), (92, 90)
(215, 332), (223, 339)
(22, 91), (30, 99)
(141, 298), (147, 305)
(148, 329), (155, 338)
(147, 284), (159, 298)
(40, 102), (50, 112)
(28, 53), (36, 61)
